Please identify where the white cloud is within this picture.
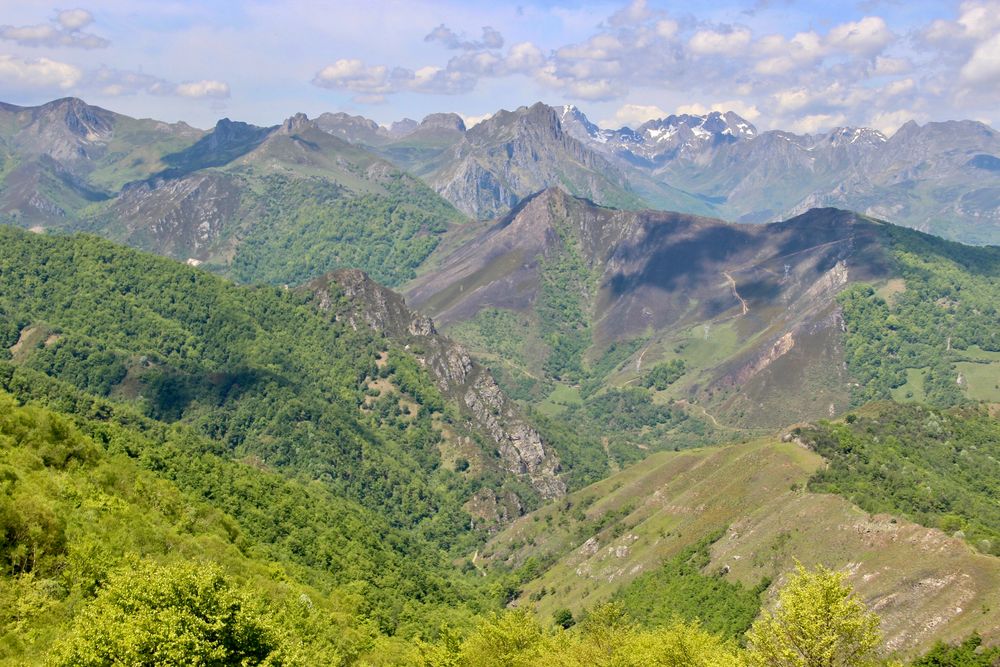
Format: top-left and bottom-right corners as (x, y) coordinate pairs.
(960, 33), (1000, 84)
(505, 42), (544, 73)
(826, 16), (894, 56)
(57, 9), (94, 31)
(608, 0), (652, 27)
(655, 20), (678, 39)
(175, 80), (230, 99)
(956, 1), (1000, 41)
(89, 66), (230, 100)
(788, 113), (848, 134)
(424, 24), (503, 51)
(557, 34), (624, 61)
(868, 109), (924, 135)
(882, 78), (915, 97)
(873, 56), (910, 76)
(0, 8), (108, 49)
(460, 112), (492, 128)
(600, 103), (667, 128)
(688, 27), (752, 56)
(0, 54), (82, 89)
(313, 58), (392, 94)
(773, 88), (812, 113)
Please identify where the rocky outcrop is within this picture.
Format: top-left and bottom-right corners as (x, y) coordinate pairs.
(308, 268), (566, 499)
(424, 102), (638, 220)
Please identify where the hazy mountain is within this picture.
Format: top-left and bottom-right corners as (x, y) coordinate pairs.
(0, 98), (466, 287)
(309, 101), (1000, 242)
(558, 106), (1000, 244)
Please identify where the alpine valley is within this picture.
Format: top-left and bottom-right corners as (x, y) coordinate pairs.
(1, 94), (999, 666)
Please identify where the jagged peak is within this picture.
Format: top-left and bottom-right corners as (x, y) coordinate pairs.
(316, 111), (380, 130)
(281, 112), (311, 133)
(388, 118), (418, 137)
(418, 112), (466, 132)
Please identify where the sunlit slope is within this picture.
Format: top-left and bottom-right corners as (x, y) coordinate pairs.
(481, 438), (1000, 655)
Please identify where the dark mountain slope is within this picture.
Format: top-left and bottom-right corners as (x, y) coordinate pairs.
(407, 189), (1000, 434)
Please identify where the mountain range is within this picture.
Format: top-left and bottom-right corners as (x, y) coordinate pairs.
(2, 95), (1000, 663)
(326, 101), (1000, 244)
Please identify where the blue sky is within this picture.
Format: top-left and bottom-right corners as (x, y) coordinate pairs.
(0, 1), (998, 133)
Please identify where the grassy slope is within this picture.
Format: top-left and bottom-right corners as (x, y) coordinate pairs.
(481, 437), (1000, 656)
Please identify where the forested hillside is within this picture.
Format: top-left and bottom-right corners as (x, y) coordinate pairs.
(0, 225), (564, 550)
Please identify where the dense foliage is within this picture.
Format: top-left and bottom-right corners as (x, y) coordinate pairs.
(0, 226), (514, 553)
(231, 172), (462, 288)
(0, 389), (487, 664)
(804, 403), (1000, 554)
(536, 222), (593, 381)
(839, 227), (1000, 407)
(744, 564), (882, 667)
(615, 531), (769, 640)
(911, 633), (1000, 667)
(641, 360), (686, 391)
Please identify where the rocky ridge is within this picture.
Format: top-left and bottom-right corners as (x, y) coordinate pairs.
(308, 268), (566, 500)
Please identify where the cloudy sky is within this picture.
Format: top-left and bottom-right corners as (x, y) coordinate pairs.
(1, 0), (998, 134)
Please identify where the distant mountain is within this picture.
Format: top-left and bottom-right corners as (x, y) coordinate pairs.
(0, 98), (466, 288)
(311, 102), (1000, 243)
(0, 97), (202, 225)
(559, 105), (757, 167)
(406, 188), (1000, 432)
(559, 106), (1000, 244)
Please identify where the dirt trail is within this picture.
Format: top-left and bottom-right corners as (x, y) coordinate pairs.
(723, 271), (749, 316)
(676, 399), (738, 431)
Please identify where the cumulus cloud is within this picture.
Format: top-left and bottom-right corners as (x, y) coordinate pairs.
(873, 55), (910, 76)
(424, 24), (503, 50)
(688, 27), (752, 56)
(882, 78), (915, 97)
(57, 9), (95, 31)
(0, 8), (108, 49)
(175, 80), (231, 99)
(826, 16), (894, 56)
(0, 54), (82, 89)
(608, 0), (653, 27)
(868, 109), (925, 135)
(90, 66), (231, 99)
(460, 112), (492, 128)
(788, 113), (848, 134)
(960, 34), (1000, 83)
(313, 59), (393, 95)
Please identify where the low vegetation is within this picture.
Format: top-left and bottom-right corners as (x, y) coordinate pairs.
(804, 403), (1000, 555)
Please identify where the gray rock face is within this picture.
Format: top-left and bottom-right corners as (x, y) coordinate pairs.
(314, 112), (387, 145)
(419, 113), (466, 133)
(308, 268), (566, 499)
(111, 173), (241, 257)
(426, 102), (639, 219)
